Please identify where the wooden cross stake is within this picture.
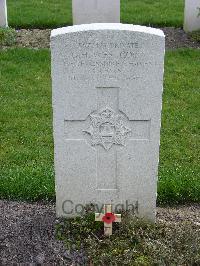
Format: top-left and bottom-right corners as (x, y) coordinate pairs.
(95, 204), (121, 236)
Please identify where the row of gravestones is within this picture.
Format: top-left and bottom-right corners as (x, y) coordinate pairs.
(0, 1), (196, 222)
(0, 0), (200, 32)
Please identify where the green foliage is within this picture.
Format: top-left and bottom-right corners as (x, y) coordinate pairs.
(0, 48), (199, 204)
(56, 212), (200, 265)
(0, 27), (16, 46)
(7, 0), (184, 28)
(189, 30), (200, 42)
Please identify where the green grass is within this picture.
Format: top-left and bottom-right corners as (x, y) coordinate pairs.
(7, 0), (72, 29)
(7, 0), (184, 29)
(0, 49), (54, 201)
(0, 48), (199, 203)
(159, 49), (200, 204)
(121, 0), (184, 27)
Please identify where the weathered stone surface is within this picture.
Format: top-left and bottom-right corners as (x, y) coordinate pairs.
(51, 24), (165, 221)
(0, 0), (7, 27)
(72, 0), (120, 25)
(184, 0), (200, 32)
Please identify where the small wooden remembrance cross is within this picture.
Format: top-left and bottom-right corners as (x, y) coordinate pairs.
(95, 204), (121, 236)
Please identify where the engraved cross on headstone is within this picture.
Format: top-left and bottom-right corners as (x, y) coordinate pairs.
(197, 7), (200, 17)
(65, 87), (150, 191)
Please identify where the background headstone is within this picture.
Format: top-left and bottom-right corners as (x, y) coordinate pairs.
(184, 0), (200, 32)
(0, 0), (8, 27)
(72, 0), (120, 25)
(51, 24), (165, 222)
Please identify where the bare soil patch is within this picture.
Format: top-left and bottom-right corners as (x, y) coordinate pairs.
(0, 200), (199, 265)
(12, 27), (200, 50)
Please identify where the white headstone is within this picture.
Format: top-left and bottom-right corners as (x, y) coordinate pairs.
(72, 0), (120, 25)
(51, 24), (165, 222)
(184, 0), (200, 32)
(0, 0), (8, 28)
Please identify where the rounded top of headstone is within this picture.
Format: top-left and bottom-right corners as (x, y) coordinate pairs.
(51, 23), (165, 39)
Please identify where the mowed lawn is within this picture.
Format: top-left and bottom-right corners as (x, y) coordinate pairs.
(0, 48), (199, 204)
(7, 0), (184, 29)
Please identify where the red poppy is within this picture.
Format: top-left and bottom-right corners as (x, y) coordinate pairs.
(102, 212), (116, 224)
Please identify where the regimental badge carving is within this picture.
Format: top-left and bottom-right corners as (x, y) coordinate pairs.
(83, 107), (131, 150)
